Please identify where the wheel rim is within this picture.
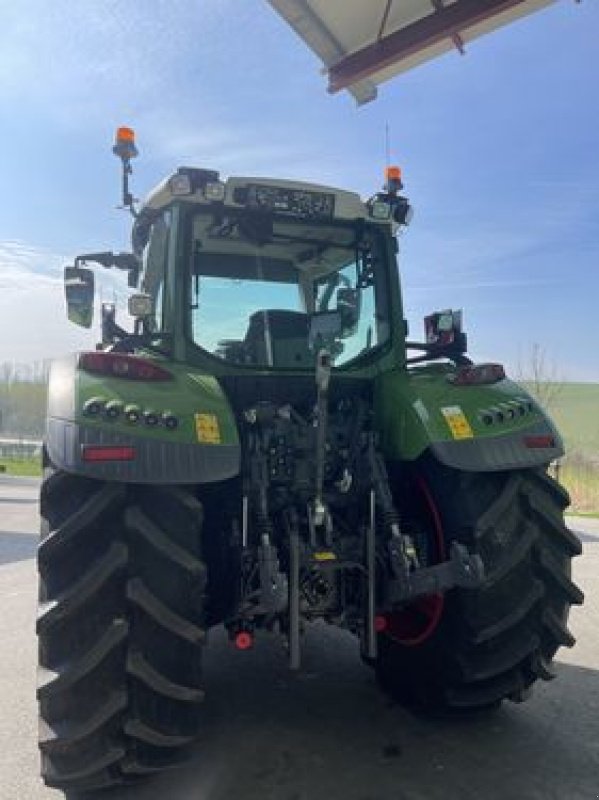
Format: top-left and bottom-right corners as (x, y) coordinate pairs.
(385, 475), (445, 647)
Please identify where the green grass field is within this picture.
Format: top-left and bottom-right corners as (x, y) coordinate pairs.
(549, 383), (599, 460)
(0, 457), (42, 477)
(542, 383), (599, 513)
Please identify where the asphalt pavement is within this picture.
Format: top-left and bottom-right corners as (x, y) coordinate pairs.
(1, 476), (597, 800)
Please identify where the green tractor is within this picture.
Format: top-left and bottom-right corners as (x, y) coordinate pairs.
(38, 128), (583, 793)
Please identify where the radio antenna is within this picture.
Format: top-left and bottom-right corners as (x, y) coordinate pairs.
(385, 122), (391, 168)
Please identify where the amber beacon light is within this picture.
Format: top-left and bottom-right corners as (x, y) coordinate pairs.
(113, 126), (138, 161)
(385, 165), (403, 193)
(112, 126), (139, 211)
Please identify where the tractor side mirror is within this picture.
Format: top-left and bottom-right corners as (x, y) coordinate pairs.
(424, 309), (466, 352)
(64, 266), (95, 328)
(308, 310), (342, 351)
(392, 196), (413, 226)
(128, 293), (153, 319)
(336, 287), (360, 337)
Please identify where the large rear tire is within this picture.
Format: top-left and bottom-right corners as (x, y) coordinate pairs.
(375, 463), (583, 712)
(37, 460), (206, 793)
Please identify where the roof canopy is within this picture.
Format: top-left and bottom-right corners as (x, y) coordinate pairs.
(267, 0), (557, 103)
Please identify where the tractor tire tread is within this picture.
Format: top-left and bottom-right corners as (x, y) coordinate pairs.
(127, 577), (205, 643)
(37, 618), (129, 698)
(126, 648), (204, 703)
(38, 483), (125, 563)
(375, 463), (583, 712)
(38, 468), (206, 791)
(37, 541), (128, 632)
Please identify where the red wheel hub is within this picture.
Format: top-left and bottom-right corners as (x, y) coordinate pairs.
(385, 475), (445, 647)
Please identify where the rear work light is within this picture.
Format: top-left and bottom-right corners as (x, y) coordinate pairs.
(450, 363), (506, 386)
(78, 352), (173, 382)
(82, 445), (136, 462)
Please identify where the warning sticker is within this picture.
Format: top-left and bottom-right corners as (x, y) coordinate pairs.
(313, 551), (337, 562)
(441, 405), (474, 440)
(195, 413), (221, 444)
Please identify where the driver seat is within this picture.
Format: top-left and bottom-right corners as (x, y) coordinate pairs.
(244, 310), (312, 368)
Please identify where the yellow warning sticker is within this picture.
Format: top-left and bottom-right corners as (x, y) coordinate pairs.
(313, 551), (337, 562)
(195, 413), (221, 444)
(441, 405), (474, 440)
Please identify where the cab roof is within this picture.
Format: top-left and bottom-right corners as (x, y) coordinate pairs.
(140, 170), (371, 222)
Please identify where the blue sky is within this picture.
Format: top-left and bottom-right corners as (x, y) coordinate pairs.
(0, 1), (597, 380)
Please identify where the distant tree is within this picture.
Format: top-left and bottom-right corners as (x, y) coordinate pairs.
(0, 361), (47, 437)
(516, 343), (563, 413)
(0, 361), (14, 385)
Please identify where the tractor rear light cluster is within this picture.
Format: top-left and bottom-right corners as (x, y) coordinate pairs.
(168, 167), (220, 197)
(104, 400), (123, 420)
(479, 399), (536, 427)
(83, 398), (104, 416)
(169, 173), (193, 195)
(125, 405), (141, 423)
(143, 410), (160, 427)
(82, 398), (179, 430)
(204, 181), (226, 201)
(78, 352), (173, 382)
(450, 363), (506, 386)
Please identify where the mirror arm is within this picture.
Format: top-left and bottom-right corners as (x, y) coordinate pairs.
(406, 352), (472, 367)
(405, 340), (472, 367)
(75, 251), (140, 287)
(101, 304), (126, 347)
(121, 158), (139, 218)
(405, 340), (436, 351)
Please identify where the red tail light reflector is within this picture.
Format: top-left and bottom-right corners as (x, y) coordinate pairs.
(374, 615), (388, 633)
(234, 631), (254, 651)
(82, 445), (136, 462)
(78, 352), (173, 382)
(523, 435), (555, 449)
(451, 363), (506, 386)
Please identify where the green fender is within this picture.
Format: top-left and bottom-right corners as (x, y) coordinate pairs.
(45, 355), (240, 484)
(375, 364), (564, 472)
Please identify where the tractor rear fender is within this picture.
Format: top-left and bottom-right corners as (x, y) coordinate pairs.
(375, 365), (563, 472)
(45, 355), (240, 483)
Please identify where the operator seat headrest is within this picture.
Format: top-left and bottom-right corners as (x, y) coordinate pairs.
(244, 310), (311, 367)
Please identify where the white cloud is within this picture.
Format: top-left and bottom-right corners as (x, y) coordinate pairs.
(0, 239), (134, 362)
(0, 2), (229, 127)
(0, 2), (336, 185)
(144, 119), (307, 176)
(406, 277), (562, 293)
(0, 240), (63, 290)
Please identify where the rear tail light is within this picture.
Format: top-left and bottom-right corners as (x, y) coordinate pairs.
(374, 615), (388, 633)
(82, 445), (136, 462)
(523, 435), (556, 449)
(233, 631), (254, 651)
(78, 352), (173, 382)
(450, 363), (506, 386)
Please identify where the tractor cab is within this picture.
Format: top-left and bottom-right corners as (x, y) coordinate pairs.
(185, 198), (385, 370)
(65, 128), (415, 376)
